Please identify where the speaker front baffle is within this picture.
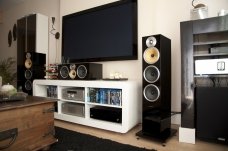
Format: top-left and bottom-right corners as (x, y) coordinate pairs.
(136, 34), (176, 143)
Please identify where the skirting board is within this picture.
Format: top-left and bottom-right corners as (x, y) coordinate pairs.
(179, 127), (195, 144)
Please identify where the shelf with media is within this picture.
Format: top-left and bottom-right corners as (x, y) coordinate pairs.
(33, 79), (140, 133)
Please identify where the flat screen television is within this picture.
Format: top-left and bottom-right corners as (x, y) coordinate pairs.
(62, 0), (137, 63)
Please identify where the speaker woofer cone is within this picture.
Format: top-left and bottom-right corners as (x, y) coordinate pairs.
(69, 69), (76, 79)
(25, 58), (32, 69)
(143, 84), (160, 102)
(25, 80), (32, 90)
(60, 65), (69, 79)
(146, 36), (157, 47)
(24, 69), (32, 79)
(77, 65), (87, 79)
(143, 65), (160, 83)
(143, 47), (160, 64)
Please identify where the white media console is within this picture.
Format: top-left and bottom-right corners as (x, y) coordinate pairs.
(33, 80), (140, 133)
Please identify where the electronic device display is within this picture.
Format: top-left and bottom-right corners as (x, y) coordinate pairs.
(62, 0), (137, 62)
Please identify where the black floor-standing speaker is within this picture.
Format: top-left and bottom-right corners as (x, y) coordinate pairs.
(17, 52), (46, 95)
(136, 34), (176, 142)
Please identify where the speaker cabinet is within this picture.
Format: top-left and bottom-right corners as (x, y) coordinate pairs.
(196, 87), (228, 144)
(139, 34), (172, 139)
(18, 52), (46, 95)
(58, 63), (102, 80)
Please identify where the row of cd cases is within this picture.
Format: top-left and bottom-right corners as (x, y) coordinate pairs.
(46, 86), (122, 106)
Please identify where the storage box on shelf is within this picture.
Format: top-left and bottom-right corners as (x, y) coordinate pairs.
(33, 80), (140, 133)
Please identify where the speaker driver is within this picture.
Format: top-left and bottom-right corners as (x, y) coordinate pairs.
(146, 36), (157, 48)
(77, 65), (87, 79)
(26, 52), (31, 59)
(70, 64), (76, 70)
(143, 65), (160, 83)
(24, 69), (32, 79)
(143, 84), (160, 102)
(25, 80), (32, 91)
(60, 65), (69, 79)
(143, 47), (160, 64)
(25, 58), (32, 69)
(69, 69), (76, 79)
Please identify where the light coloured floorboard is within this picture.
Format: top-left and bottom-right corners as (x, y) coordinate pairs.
(54, 120), (228, 151)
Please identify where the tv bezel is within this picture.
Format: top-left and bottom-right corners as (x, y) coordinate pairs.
(61, 0), (138, 63)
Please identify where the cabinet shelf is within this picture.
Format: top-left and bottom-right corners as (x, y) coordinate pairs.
(33, 79), (139, 133)
(87, 102), (122, 108)
(60, 99), (85, 104)
(193, 53), (228, 57)
(193, 40), (228, 46)
(194, 75), (228, 78)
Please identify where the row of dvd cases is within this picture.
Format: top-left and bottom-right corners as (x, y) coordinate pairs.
(46, 85), (122, 106)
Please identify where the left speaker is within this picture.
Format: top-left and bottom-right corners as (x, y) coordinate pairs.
(21, 52), (46, 95)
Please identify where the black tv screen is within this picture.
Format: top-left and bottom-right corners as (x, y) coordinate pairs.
(62, 0), (137, 63)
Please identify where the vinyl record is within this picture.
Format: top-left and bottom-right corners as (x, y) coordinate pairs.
(143, 65), (160, 83)
(146, 36), (157, 47)
(143, 47), (160, 64)
(143, 84), (160, 102)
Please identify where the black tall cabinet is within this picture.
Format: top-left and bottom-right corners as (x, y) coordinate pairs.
(181, 15), (228, 143)
(17, 13), (48, 93)
(17, 14), (37, 89)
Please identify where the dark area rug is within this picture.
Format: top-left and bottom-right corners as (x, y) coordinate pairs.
(49, 127), (156, 151)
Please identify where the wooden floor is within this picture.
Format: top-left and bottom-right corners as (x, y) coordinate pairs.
(54, 120), (228, 151)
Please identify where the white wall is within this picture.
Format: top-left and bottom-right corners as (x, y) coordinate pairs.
(0, 0), (60, 64)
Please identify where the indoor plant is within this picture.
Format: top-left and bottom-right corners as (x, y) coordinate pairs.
(0, 57), (16, 85)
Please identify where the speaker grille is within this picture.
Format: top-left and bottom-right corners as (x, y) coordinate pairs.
(143, 84), (160, 102)
(143, 65), (160, 83)
(77, 65), (87, 79)
(25, 80), (32, 90)
(24, 69), (32, 79)
(60, 65), (69, 79)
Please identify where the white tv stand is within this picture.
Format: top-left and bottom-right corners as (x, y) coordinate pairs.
(33, 80), (140, 133)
